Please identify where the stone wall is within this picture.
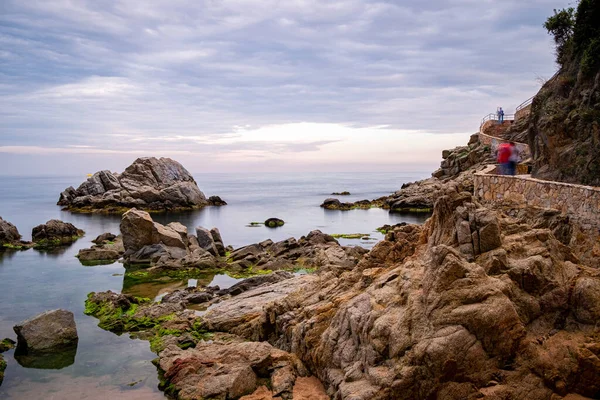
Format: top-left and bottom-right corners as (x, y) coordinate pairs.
(478, 132), (532, 160)
(474, 165), (600, 230)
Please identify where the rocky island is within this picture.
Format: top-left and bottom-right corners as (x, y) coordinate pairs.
(57, 157), (226, 213)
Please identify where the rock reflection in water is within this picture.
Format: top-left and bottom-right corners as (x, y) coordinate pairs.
(14, 344), (77, 370)
(121, 271), (218, 301)
(0, 373), (164, 400)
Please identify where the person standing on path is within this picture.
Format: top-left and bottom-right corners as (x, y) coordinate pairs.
(497, 107), (504, 124)
(497, 142), (511, 175)
(507, 142), (519, 175)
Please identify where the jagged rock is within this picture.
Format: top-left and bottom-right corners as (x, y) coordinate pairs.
(13, 310), (78, 354)
(208, 195), (228, 206)
(196, 226), (219, 256)
(120, 208), (186, 255)
(0, 217), (21, 246)
(92, 232), (116, 244)
(210, 227), (226, 256)
(77, 234), (124, 263)
(57, 157), (223, 212)
(158, 340), (308, 400)
(31, 220), (84, 248)
(195, 191), (600, 399)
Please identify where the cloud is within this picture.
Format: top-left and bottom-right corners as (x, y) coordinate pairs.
(0, 0), (566, 173)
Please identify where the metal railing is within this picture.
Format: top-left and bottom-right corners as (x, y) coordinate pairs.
(480, 113), (515, 127)
(515, 96), (534, 113)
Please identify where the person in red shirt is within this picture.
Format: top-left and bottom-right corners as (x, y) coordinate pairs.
(497, 143), (511, 175)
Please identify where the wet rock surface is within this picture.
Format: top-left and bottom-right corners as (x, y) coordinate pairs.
(57, 157), (224, 212)
(76, 233), (125, 264)
(31, 220), (84, 248)
(13, 309), (78, 354)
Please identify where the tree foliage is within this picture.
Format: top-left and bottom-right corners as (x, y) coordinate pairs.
(544, 0), (600, 75)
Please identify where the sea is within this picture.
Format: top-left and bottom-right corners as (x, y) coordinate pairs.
(0, 172), (431, 399)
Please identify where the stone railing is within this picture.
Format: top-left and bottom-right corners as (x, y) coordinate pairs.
(474, 165), (600, 229)
(478, 131), (532, 160)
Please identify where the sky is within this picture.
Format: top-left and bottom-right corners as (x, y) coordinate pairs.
(0, 0), (568, 175)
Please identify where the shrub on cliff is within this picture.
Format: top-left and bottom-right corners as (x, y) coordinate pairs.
(527, 0), (600, 186)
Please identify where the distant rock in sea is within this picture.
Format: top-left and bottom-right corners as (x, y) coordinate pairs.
(57, 157), (225, 213)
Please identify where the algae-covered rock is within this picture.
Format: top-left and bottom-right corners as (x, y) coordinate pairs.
(0, 217), (22, 247)
(0, 338), (15, 353)
(31, 220), (84, 248)
(0, 354), (5, 386)
(264, 218), (284, 228)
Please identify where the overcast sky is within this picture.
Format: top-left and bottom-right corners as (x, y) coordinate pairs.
(0, 0), (566, 175)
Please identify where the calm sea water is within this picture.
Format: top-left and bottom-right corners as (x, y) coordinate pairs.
(0, 172), (430, 399)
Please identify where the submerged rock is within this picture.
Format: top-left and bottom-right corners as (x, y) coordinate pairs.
(264, 218), (284, 228)
(57, 157), (224, 213)
(13, 309), (78, 353)
(31, 220), (84, 248)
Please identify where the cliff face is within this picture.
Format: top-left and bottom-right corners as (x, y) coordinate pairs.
(528, 0), (600, 186)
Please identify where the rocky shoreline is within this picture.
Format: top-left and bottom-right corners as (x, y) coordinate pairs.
(66, 130), (599, 399)
(3, 114), (600, 399)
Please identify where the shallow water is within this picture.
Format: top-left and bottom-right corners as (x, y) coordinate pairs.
(0, 172), (430, 398)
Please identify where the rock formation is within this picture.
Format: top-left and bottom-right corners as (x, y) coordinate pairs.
(115, 208), (366, 283)
(197, 192), (600, 399)
(57, 157), (225, 213)
(76, 232), (125, 265)
(13, 309), (78, 353)
(31, 220), (84, 248)
(0, 216), (31, 249)
(265, 218), (285, 228)
(526, 1), (600, 186)
(86, 186), (600, 399)
(321, 134), (491, 213)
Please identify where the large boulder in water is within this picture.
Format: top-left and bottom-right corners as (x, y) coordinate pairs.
(120, 208), (187, 255)
(31, 220), (84, 248)
(57, 157), (222, 212)
(13, 309), (78, 353)
(0, 217), (22, 246)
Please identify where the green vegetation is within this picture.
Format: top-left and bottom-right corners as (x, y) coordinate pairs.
(0, 338), (16, 352)
(0, 354), (7, 384)
(2, 243), (30, 250)
(84, 293), (158, 332)
(33, 234), (83, 249)
(331, 233), (370, 239)
(545, 0), (600, 75)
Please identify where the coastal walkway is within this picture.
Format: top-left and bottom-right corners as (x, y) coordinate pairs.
(473, 98), (600, 232)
